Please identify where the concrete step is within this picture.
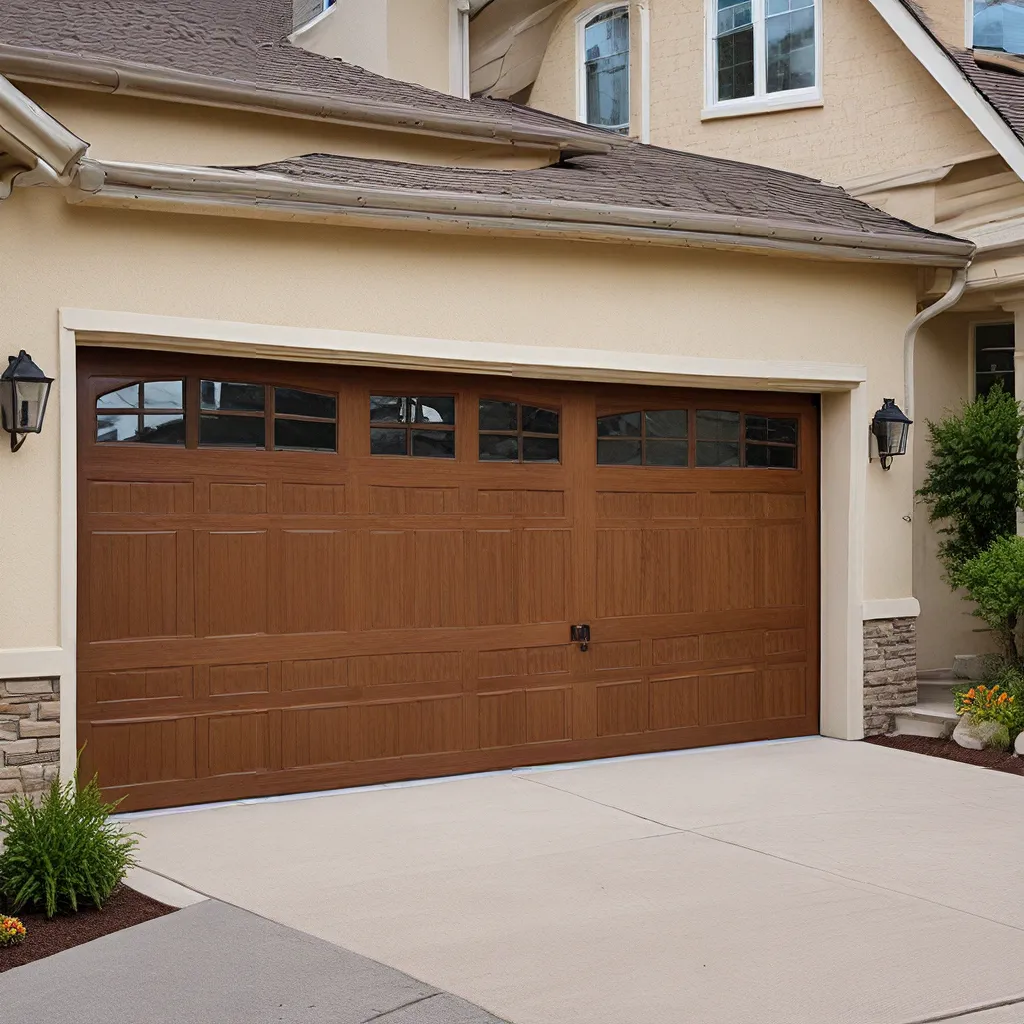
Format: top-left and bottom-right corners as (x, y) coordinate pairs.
(892, 704), (958, 739)
(917, 678), (959, 704)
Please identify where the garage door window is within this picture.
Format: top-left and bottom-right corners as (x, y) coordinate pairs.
(597, 409), (688, 466)
(200, 380), (266, 448)
(96, 380), (185, 445)
(370, 396), (456, 458)
(273, 387), (337, 452)
(479, 400), (560, 462)
(745, 415), (798, 468)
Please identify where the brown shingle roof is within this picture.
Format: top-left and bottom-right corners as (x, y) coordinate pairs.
(0, 0), (617, 147)
(236, 147), (971, 249)
(900, 0), (1024, 146)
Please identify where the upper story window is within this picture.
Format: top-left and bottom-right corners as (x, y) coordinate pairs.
(577, 5), (630, 134)
(705, 0), (821, 119)
(971, 0), (1024, 52)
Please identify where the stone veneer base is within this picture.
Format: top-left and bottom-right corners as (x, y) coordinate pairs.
(0, 678), (60, 799)
(863, 618), (917, 737)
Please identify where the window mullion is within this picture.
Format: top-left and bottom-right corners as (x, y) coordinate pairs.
(753, 0), (767, 99)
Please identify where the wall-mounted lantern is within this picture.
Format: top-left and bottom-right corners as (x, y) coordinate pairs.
(871, 397), (912, 471)
(0, 351), (53, 452)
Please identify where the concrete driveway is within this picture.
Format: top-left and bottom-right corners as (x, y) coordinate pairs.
(126, 737), (1024, 1024)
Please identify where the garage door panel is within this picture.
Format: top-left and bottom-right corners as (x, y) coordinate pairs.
(761, 523), (807, 608)
(596, 680), (645, 737)
(469, 529), (516, 626)
(84, 717), (196, 788)
(78, 352), (819, 810)
(477, 644), (570, 681)
(367, 530), (465, 629)
(282, 705), (351, 768)
(208, 481), (267, 514)
(196, 530), (268, 637)
(275, 529), (350, 634)
(699, 670), (762, 726)
(205, 713), (270, 777)
(88, 531), (184, 641)
(81, 666), (194, 706)
(280, 482), (346, 515)
(701, 526), (758, 612)
(518, 529), (569, 624)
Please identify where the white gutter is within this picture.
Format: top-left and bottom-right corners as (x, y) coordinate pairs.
(0, 72), (86, 181)
(903, 265), (970, 419)
(70, 157), (976, 267)
(0, 44), (617, 156)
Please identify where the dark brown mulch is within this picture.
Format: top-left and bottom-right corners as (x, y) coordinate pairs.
(866, 734), (1024, 776)
(0, 885), (175, 973)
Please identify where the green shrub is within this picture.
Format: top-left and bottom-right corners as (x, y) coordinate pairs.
(917, 383), (1024, 585)
(958, 535), (1024, 662)
(973, 661), (1024, 742)
(0, 772), (138, 918)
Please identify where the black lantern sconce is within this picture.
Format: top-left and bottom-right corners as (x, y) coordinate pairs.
(0, 351), (53, 453)
(871, 397), (912, 471)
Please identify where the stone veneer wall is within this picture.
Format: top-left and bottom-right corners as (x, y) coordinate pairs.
(863, 618), (917, 736)
(0, 678), (60, 799)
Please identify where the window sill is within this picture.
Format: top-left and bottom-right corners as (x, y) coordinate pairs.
(701, 91), (823, 122)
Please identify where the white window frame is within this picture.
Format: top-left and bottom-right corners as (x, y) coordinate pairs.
(576, 2), (632, 134)
(702, 0), (823, 120)
(966, 0), (975, 46)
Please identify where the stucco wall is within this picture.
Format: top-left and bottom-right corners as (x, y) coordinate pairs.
(0, 182), (921, 651)
(20, 86), (554, 170)
(913, 311), (1000, 670)
(530, 0), (990, 183)
(917, 0), (967, 46)
(388, 0), (452, 93)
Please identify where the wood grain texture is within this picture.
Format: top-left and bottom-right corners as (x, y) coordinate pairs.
(78, 349), (819, 810)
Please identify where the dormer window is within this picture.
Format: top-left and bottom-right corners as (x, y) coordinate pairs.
(970, 0), (1024, 52)
(577, 5), (630, 134)
(704, 0), (822, 119)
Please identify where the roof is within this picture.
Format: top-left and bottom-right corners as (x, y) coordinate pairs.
(0, 0), (618, 151)
(246, 147), (968, 246)
(899, 0), (1024, 146)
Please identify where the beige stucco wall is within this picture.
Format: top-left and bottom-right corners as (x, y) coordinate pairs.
(913, 311), (1000, 669)
(530, 0), (990, 183)
(0, 182), (920, 650)
(388, 0), (453, 93)
(20, 86), (556, 170)
(917, 0), (968, 47)
(294, 0), (389, 76)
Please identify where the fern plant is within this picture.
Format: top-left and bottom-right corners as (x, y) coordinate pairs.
(0, 772), (138, 918)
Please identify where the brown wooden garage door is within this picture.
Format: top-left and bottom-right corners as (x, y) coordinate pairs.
(77, 348), (819, 810)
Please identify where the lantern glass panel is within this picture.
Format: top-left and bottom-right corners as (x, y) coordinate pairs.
(11, 379), (49, 433)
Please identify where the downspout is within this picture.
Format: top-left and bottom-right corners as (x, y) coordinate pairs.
(637, 1), (651, 144)
(903, 264), (969, 419)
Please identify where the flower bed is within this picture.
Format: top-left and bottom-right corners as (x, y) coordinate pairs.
(866, 734), (1024, 776)
(0, 885), (173, 973)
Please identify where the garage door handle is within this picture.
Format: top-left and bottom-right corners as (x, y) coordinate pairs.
(570, 624), (591, 652)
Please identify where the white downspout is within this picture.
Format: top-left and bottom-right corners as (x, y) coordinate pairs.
(638, 2), (651, 144)
(903, 265), (969, 419)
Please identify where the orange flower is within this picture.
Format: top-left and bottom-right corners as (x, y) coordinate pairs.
(967, 688), (976, 698)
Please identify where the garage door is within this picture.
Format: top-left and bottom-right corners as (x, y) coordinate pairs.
(77, 348), (819, 810)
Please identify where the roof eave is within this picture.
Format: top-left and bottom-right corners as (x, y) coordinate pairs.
(68, 157), (976, 268)
(0, 44), (619, 156)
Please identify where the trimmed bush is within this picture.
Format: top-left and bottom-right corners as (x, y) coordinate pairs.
(917, 383), (1024, 585)
(958, 534), (1024, 663)
(0, 773), (138, 918)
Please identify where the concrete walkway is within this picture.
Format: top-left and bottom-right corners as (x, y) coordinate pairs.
(122, 737), (1024, 1024)
(0, 899), (507, 1024)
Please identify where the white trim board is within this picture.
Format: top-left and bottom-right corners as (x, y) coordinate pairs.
(863, 597), (921, 620)
(867, 0), (1024, 182)
(62, 307), (868, 391)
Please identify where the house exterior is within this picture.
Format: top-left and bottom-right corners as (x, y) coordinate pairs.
(486, 0), (1024, 708)
(0, 0), (973, 809)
